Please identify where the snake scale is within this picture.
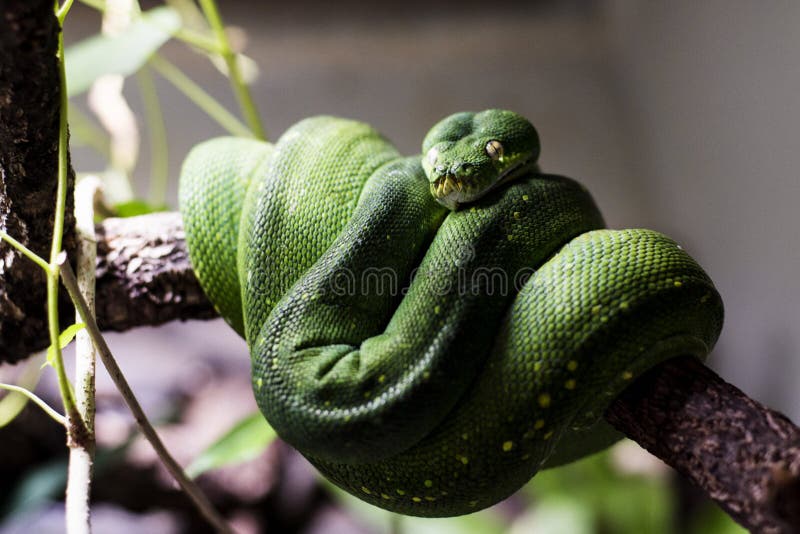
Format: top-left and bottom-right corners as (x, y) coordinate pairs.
(179, 110), (723, 517)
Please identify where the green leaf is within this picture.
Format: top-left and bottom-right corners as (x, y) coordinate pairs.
(113, 199), (169, 217)
(45, 323), (87, 367)
(0, 354), (46, 428)
(186, 412), (276, 478)
(65, 6), (182, 97)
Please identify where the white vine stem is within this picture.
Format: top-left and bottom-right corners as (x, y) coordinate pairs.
(65, 177), (102, 534)
(56, 253), (233, 533)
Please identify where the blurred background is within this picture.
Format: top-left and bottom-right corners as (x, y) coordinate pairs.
(1, 0), (797, 532)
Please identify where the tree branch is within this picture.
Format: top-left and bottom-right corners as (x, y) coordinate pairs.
(606, 355), (800, 533)
(0, 0), (78, 364)
(94, 211), (216, 332)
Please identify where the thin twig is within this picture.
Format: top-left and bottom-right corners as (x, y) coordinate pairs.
(149, 54), (252, 138)
(198, 0), (266, 140)
(134, 66), (170, 207)
(0, 382), (66, 426)
(56, 253), (233, 533)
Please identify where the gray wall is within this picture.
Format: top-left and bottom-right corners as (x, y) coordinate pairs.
(607, 1), (800, 415)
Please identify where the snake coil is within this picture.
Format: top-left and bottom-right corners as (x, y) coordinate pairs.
(179, 110), (723, 516)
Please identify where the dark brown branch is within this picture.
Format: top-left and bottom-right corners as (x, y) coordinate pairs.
(606, 355), (800, 534)
(95, 212), (216, 331)
(0, 0), (78, 364)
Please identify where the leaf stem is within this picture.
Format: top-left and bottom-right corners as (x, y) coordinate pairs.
(135, 66), (170, 206)
(149, 54), (252, 138)
(0, 383), (67, 426)
(174, 26), (221, 53)
(0, 230), (53, 275)
(198, 0), (266, 140)
(57, 254), (233, 533)
(51, 27), (83, 431)
(57, 0), (76, 23)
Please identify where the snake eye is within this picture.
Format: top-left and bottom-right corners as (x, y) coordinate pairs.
(485, 140), (503, 160)
(426, 147), (439, 166)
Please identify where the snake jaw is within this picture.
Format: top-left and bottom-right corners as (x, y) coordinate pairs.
(430, 173), (470, 209)
(430, 157), (536, 211)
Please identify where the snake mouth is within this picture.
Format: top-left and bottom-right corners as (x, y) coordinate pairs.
(431, 173), (468, 199)
(430, 158), (537, 209)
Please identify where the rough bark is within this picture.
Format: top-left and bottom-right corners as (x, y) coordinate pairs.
(0, 0), (77, 363)
(95, 212), (216, 332)
(606, 355), (800, 534)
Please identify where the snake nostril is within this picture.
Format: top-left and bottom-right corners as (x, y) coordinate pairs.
(456, 163), (472, 175)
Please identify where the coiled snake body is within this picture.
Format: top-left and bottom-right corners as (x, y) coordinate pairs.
(179, 110), (723, 517)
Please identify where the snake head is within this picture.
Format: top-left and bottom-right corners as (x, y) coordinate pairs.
(422, 109), (540, 210)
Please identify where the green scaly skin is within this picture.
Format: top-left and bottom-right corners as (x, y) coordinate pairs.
(179, 110), (724, 517)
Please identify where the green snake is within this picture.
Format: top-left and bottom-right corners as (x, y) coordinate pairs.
(178, 110), (723, 517)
